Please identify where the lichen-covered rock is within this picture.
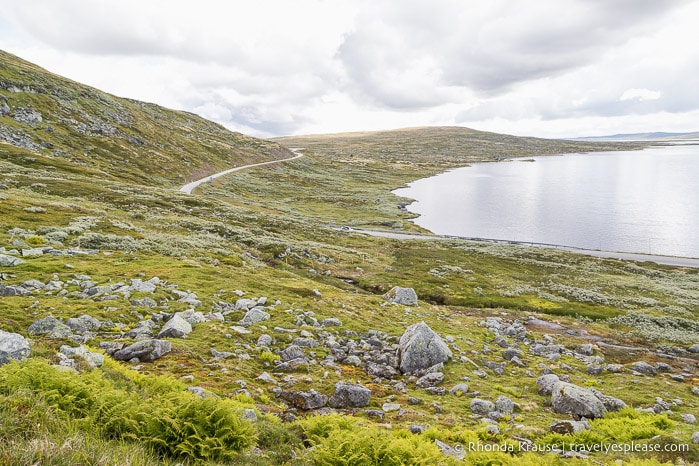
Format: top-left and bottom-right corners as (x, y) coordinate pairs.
(0, 254), (24, 267)
(630, 361), (657, 376)
(470, 398), (495, 416)
(280, 390), (328, 410)
(58, 344), (104, 368)
(66, 315), (101, 334)
(0, 330), (30, 365)
(416, 372), (444, 389)
(27, 316), (73, 339)
(536, 373), (560, 395)
(551, 381), (608, 419)
(397, 322), (452, 374)
(383, 286), (418, 306)
(157, 314), (192, 338)
(113, 339), (171, 362)
(328, 381), (371, 408)
(550, 419), (590, 434)
(239, 308), (270, 327)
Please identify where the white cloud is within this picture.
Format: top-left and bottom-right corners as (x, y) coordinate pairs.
(0, 0), (698, 138)
(619, 89), (662, 102)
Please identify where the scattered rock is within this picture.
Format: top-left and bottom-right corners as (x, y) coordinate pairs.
(280, 390), (328, 410)
(397, 322), (452, 374)
(58, 345), (104, 368)
(416, 372), (444, 389)
(257, 372), (277, 384)
(257, 334), (273, 348)
(280, 345), (306, 362)
(551, 381), (608, 419)
(27, 316), (73, 339)
(470, 398), (495, 416)
(113, 339), (172, 362)
(240, 308), (270, 327)
(681, 414), (697, 425)
(435, 439), (464, 460)
(0, 254), (24, 267)
(576, 344), (594, 356)
(495, 396), (515, 414)
(687, 344), (699, 353)
(410, 425), (426, 434)
(0, 330), (31, 365)
(692, 432), (699, 444)
(66, 315), (101, 334)
(449, 383), (469, 396)
(321, 318), (342, 327)
(549, 419), (590, 434)
(536, 374), (560, 395)
(328, 381), (371, 408)
(157, 314), (192, 338)
(630, 361), (656, 376)
(383, 286), (418, 306)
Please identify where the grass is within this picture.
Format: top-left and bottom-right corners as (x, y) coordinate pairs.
(1, 50), (698, 465)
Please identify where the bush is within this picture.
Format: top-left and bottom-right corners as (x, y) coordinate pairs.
(0, 359), (256, 462)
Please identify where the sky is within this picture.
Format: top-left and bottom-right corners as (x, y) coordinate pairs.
(1, 0), (698, 139)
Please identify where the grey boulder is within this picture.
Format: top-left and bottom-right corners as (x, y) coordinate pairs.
(397, 322), (452, 374)
(551, 381), (607, 419)
(280, 390), (328, 410)
(113, 339), (171, 362)
(384, 286), (418, 306)
(28, 316), (73, 339)
(0, 330), (31, 365)
(0, 254), (24, 267)
(157, 314), (192, 338)
(239, 308), (270, 327)
(328, 381), (371, 408)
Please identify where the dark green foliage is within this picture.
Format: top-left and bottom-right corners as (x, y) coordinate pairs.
(0, 359), (256, 462)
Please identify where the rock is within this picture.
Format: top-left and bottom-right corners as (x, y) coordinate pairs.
(58, 345), (104, 368)
(229, 325), (252, 334)
(131, 297), (158, 308)
(343, 355), (362, 366)
(157, 314), (192, 338)
(681, 414), (697, 424)
(416, 372), (444, 389)
(692, 387), (699, 396)
(383, 286), (418, 306)
(235, 298), (258, 310)
(27, 316), (73, 338)
(382, 403), (401, 412)
(129, 278), (156, 293)
(576, 344), (594, 356)
(551, 381), (607, 419)
(98, 341), (124, 355)
(1, 285), (31, 297)
(321, 318), (343, 327)
(426, 387), (446, 396)
(495, 396), (515, 414)
(365, 409), (385, 420)
(654, 362), (673, 372)
(692, 432), (699, 444)
(175, 309), (207, 326)
(210, 348), (234, 360)
(188, 386), (207, 398)
(397, 322), (452, 374)
(256, 334), (273, 348)
(435, 439), (465, 460)
(410, 425), (426, 434)
(0, 254), (24, 267)
(280, 345), (305, 362)
(242, 408), (258, 422)
(291, 337), (319, 348)
(449, 383), (469, 396)
(630, 361), (656, 376)
(408, 397), (423, 405)
(257, 372), (277, 384)
(280, 390), (328, 410)
(470, 398), (495, 416)
(328, 381), (371, 408)
(589, 388), (627, 412)
(605, 364), (624, 373)
(536, 374), (560, 395)
(0, 330), (31, 365)
(66, 315), (101, 334)
(239, 308), (270, 327)
(549, 419), (590, 434)
(502, 348), (523, 361)
(21, 248), (44, 257)
(687, 344), (699, 353)
(113, 339), (172, 362)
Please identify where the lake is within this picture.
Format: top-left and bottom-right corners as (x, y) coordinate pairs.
(393, 145), (699, 258)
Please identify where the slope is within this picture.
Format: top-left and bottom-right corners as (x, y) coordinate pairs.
(0, 49), (291, 186)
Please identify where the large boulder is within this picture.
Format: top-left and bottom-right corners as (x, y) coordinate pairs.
(27, 316), (73, 339)
(280, 390), (328, 410)
(551, 381), (607, 419)
(384, 286), (418, 306)
(397, 322), (452, 374)
(328, 381), (371, 408)
(113, 339), (171, 362)
(0, 330), (31, 365)
(157, 314), (192, 338)
(0, 254), (24, 267)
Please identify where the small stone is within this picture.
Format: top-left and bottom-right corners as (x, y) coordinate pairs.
(408, 397), (423, 405)
(382, 403), (401, 412)
(449, 383), (469, 396)
(416, 372), (444, 389)
(410, 425), (426, 434)
(470, 398), (495, 416)
(681, 414), (697, 424)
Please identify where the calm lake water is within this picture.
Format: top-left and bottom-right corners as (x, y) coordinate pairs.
(393, 145), (699, 258)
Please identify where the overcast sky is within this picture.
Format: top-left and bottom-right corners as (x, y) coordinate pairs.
(1, 0), (698, 138)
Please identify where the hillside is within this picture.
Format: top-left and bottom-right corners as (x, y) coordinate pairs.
(0, 49), (291, 186)
(1, 52), (698, 465)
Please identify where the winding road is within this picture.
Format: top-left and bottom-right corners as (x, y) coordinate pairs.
(179, 148), (304, 194)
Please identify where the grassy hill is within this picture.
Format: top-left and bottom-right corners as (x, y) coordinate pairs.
(0, 49), (291, 186)
(1, 52), (698, 465)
